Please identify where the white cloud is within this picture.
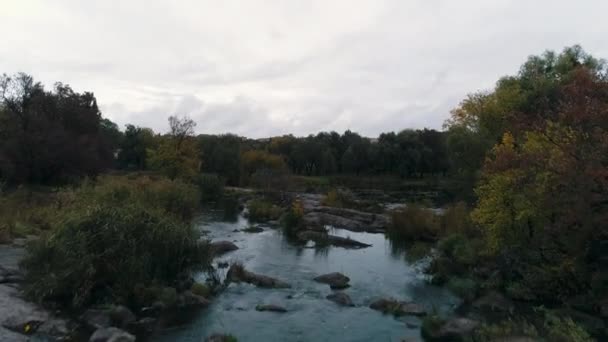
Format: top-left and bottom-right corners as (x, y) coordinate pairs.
(1, 0), (607, 137)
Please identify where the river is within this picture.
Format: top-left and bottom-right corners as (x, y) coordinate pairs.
(152, 211), (458, 342)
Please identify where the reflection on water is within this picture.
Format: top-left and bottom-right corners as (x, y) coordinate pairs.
(151, 211), (458, 342)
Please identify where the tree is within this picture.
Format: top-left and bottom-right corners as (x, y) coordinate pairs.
(472, 67), (608, 302)
(117, 125), (155, 170)
(149, 116), (200, 180)
(240, 150), (287, 187)
(0, 73), (112, 184)
(198, 134), (242, 185)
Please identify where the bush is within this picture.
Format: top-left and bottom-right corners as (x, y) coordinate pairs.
(197, 174), (224, 203)
(388, 204), (440, 242)
(473, 319), (538, 341)
(321, 189), (356, 208)
(403, 242), (432, 263)
(420, 314), (445, 341)
(437, 234), (480, 266)
(247, 199), (282, 222)
(0, 188), (59, 241)
(67, 175), (201, 221)
(544, 314), (594, 342)
(439, 202), (477, 237)
(22, 203), (209, 308)
(446, 277), (478, 301)
(281, 200), (304, 237)
(191, 282), (211, 298)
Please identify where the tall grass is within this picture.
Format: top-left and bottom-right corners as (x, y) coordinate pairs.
(16, 174), (210, 309)
(247, 199), (282, 222)
(387, 202), (476, 243)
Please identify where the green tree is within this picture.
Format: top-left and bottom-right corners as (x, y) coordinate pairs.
(149, 116), (200, 180)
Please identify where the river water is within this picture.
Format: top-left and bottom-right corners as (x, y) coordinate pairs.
(153, 211), (458, 342)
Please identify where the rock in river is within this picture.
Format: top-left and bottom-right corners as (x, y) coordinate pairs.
(81, 309), (111, 330)
(210, 241), (239, 256)
(89, 326), (135, 342)
(297, 231), (371, 249)
(326, 292), (354, 307)
(313, 272), (350, 289)
(369, 298), (426, 317)
(423, 317), (480, 341)
(255, 304), (287, 313)
(226, 264), (291, 289)
(108, 305), (136, 328)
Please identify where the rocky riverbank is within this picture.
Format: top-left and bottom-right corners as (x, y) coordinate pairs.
(0, 244), (74, 341)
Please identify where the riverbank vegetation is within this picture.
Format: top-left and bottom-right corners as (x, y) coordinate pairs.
(1, 44), (607, 340)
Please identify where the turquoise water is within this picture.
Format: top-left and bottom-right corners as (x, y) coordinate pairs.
(153, 212), (458, 342)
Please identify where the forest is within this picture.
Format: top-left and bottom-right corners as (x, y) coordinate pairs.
(0, 45), (607, 341)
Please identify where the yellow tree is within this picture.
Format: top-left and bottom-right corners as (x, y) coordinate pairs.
(149, 116), (200, 180)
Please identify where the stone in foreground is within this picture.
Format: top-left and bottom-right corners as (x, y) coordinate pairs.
(326, 292), (354, 307)
(210, 241), (239, 256)
(226, 264), (291, 288)
(313, 272), (351, 289)
(424, 317), (480, 341)
(369, 298), (426, 317)
(255, 304), (287, 313)
(89, 327), (135, 342)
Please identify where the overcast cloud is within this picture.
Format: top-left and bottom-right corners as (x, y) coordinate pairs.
(1, 0), (606, 137)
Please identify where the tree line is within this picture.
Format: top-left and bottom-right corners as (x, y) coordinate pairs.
(0, 75), (452, 188)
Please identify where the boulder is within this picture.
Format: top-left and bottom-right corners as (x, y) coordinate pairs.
(226, 264), (290, 289)
(127, 317), (156, 334)
(0, 283), (70, 340)
(140, 301), (166, 317)
(89, 327), (135, 342)
(206, 334), (237, 342)
(431, 317), (479, 341)
(0, 265), (23, 284)
(210, 241), (239, 256)
(297, 231), (371, 249)
(369, 298), (426, 317)
(37, 318), (70, 337)
(472, 291), (514, 313)
(554, 308), (606, 337)
(243, 227), (264, 233)
(178, 291), (211, 308)
(108, 306), (136, 328)
(600, 297), (608, 318)
(81, 309), (111, 330)
(313, 272), (350, 289)
(255, 304), (287, 313)
(2, 314), (45, 334)
(326, 292), (354, 307)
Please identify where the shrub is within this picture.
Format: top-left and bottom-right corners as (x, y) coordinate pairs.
(388, 204), (440, 242)
(281, 200), (304, 237)
(321, 189), (356, 208)
(247, 199), (282, 222)
(66, 175), (201, 221)
(544, 314), (594, 342)
(439, 201), (477, 237)
(420, 314), (445, 341)
(220, 193), (241, 221)
(446, 277), (478, 301)
(0, 188), (59, 240)
(197, 174), (224, 203)
(437, 234), (479, 266)
(403, 242), (432, 263)
(473, 319), (538, 341)
(191, 282), (211, 298)
(21, 203), (210, 308)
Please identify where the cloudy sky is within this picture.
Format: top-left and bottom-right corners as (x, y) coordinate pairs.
(1, 0), (606, 137)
